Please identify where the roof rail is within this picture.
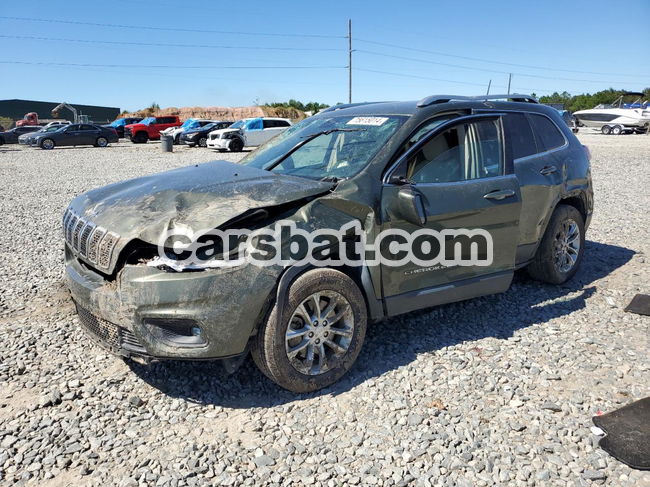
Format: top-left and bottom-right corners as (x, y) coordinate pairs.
(417, 94), (538, 108)
(319, 101), (390, 113)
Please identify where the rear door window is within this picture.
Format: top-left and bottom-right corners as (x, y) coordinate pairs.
(527, 114), (565, 152)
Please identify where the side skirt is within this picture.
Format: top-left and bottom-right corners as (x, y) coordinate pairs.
(384, 271), (513, 317)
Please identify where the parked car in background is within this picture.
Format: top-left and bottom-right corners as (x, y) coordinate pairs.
(206, 117), (292, 152)
(179, 121), (233, 147)
(34, 123), (118, 150)
(161, 119), (218, 144)
(104, 117), (143, 138)
(0, 125), (43, 145)
(19, 124), (65, 145)
(125, 116), (181, 144)
(43, 121), (72, 129)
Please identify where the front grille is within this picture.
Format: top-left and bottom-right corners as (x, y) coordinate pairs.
(63, 209), (119, 270)
(75, 304), (146, 354)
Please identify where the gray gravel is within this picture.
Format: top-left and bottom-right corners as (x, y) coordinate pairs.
(1, 135), (649, 486)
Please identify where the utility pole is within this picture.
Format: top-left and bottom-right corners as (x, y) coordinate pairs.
(486, 79), (492, 97)
(348, 19), (352, 103)
(507, 73), (512, 95)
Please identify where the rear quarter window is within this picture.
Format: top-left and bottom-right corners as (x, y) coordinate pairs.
(528, 114), (566, 152)
(503, 113), (537, 160)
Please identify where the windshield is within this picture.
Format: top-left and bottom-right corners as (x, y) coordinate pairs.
(229, 120), (245, 129)
(200, 122), (219, 131)
(140, 117), (155, 125)
(180, 119), (197, 129)
(110, 119), (125, 127)
(239, 115), (407, 180)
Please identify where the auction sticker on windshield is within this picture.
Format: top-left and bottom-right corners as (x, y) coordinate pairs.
(346, 117), (388, 126)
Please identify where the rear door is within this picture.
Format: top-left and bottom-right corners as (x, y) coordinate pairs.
(79, 124), (100, 145)
(380, 114), (522, 314)
(503, 112), (567, 263)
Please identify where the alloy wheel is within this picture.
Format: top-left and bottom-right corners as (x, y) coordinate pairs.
(285, 291), (354, 375)
(553, 218), (580, 273)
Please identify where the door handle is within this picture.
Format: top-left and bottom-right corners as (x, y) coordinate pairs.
(540, 165), (557, 176)
(484, 189), (516, 200)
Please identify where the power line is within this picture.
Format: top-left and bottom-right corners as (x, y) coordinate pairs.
(0, 16), (346, 39)
(354, 67), (556, 93)
(0, 60), (346, 69)
(0, 34), (345, 52)
(357, 49), (642, 85)
(354, 38), (650, 79)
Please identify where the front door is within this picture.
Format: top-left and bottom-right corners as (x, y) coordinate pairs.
(380, 115), (522, 315)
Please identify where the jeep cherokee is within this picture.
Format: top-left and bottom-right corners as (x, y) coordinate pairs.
(63, 94), (593, 392)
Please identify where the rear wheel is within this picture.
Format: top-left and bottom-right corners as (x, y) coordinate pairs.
(527, 204), (585, 284)
(601, 125), (612, 135)
(251, 269), (368, 393)
(95, 137), (108, 147)
(611, 125), (622, 135)
(40, 138), (55, 150)
(229, 137), (244, 152)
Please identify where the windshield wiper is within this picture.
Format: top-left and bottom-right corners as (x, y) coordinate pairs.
(265, 128), (366, 171)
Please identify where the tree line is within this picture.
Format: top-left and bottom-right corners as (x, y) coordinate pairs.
(535, 88), (650, 112)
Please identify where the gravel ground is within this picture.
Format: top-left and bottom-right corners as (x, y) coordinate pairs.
(0, 134), (649, 487)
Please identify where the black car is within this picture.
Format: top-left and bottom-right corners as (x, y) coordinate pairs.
(33, 124), (119, 150)
(103, 117), (143, 138)
(0, 125), (43, 145)
(180, 121), (233, 147)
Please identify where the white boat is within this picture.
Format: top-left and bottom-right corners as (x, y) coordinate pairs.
(573, 93), (650, 134)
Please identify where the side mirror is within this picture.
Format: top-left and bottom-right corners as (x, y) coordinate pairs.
(396, 186), (427, 226)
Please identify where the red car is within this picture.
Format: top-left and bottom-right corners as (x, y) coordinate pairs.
(124, 116), (181, 144)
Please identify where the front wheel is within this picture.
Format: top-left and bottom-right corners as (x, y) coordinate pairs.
(40, 138), (55, 150)
(132, 132), (148, 144)
(228, 137), (244, 152)
(252, 269), (368, 393)
(527, 204), (585, 284)
(601, 125), (612, 135)
(198, 137), (208, 148)
(611, 125), (622, 135)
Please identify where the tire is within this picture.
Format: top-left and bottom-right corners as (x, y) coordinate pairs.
(40, 138), (55, 150)
(229, 137), (244, 152)
(95, 137), (108, 147)
(0, 137), (4, 146)
(611, 125), (622, 135)
(601, 125), (611, 135)
(198, 137), (208, 148)
(132, 132), (148, 144)
(251, 268), (368, 393)
(527, 204), (585, 284)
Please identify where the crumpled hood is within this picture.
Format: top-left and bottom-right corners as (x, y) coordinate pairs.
(69, 160), (333, 248)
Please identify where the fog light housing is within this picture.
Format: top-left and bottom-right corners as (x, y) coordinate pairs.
(142, 318), (208, 348)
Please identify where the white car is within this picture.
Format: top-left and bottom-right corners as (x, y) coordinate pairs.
(161, 119), (217, 144)
(42, 121), (71, 129)
(206, 117), (292, 152)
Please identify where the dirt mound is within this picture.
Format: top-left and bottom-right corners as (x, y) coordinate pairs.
(123, 106), (306, 122)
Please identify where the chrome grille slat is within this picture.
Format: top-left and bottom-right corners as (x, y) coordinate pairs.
(79, 223), (95, 257)
(98, 232), (119, 269)
(66, 214), (79, 243)
(86, 227), (105, 264)
(72, 219), (86, 251)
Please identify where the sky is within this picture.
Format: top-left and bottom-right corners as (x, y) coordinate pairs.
(1, 0), (648, 112)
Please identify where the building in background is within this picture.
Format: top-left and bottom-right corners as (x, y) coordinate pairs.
(0, 99), (120, 126)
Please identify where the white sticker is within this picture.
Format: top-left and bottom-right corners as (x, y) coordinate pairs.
(346, 117), (388, 126)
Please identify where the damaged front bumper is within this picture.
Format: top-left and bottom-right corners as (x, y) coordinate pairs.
(64, 246), (279, 361)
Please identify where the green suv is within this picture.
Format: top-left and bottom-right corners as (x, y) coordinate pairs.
(63, 94), (593, 392)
